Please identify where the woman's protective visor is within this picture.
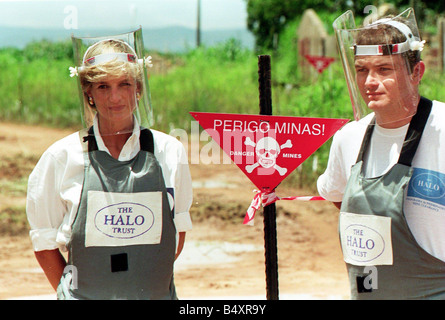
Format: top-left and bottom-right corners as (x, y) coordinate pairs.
(333, 8), (424, 126)
(70, 27), (153, 135)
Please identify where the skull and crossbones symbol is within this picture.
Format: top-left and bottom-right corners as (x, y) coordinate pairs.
(244, 136), (292, 176)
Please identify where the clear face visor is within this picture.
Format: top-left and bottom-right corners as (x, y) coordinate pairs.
(70, 28), (153, 136)
(333, 8), (424, 127)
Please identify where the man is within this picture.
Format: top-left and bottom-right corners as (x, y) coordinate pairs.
(317, 8), (445, 299)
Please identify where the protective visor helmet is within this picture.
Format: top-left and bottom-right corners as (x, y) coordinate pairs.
(70, 27), (153, 135)
(333, 8), (425, 126)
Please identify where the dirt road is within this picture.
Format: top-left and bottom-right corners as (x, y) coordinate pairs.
(0, 122), (349, 299)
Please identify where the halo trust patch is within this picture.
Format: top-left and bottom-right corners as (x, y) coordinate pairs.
(407, 168), (445, 210)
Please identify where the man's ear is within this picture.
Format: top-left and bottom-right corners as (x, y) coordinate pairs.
(411, 61), (425, 85)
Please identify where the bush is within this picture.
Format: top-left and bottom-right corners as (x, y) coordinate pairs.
(0, 23), (444, 187)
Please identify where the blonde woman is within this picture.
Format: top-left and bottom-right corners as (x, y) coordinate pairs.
(26, 35), (192, 299)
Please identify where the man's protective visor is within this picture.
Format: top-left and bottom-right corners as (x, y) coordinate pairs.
(332, 8), (424, 126)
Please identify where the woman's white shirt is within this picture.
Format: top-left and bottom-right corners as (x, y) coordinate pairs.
(27, 118), (193, 252)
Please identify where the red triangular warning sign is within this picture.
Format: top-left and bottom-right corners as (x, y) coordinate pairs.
(304, 55), (335, 73)
(190, 112), (348, 190)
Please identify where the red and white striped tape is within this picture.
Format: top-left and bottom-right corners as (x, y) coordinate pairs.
(243, 189), (325, 226)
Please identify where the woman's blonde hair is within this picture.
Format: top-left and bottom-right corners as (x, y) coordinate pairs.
(79, 39), (143, 101)
(77, 39), (144, 126)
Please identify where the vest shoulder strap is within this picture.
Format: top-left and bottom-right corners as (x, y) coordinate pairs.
(398, 97), (432, 166)
(78, 126), (155, 154)
(356, 97), (433, 166)
(139, 127), (155, 154)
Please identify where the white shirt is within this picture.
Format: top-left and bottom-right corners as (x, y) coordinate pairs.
(27, 117), (193, 252)
(318, 100), (445, 262)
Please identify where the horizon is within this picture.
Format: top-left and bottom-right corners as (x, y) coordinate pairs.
(0, 24), (255, 52)
(0, 0), (248, 31)
(0, 0), (252, 51)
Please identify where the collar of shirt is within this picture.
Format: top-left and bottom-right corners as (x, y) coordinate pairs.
(92, 115), (141, 161)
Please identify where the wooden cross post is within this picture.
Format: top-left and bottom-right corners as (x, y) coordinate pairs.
(258, 55), (279, 300)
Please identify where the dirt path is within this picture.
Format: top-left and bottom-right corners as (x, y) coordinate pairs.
(0, 122), (349, 300)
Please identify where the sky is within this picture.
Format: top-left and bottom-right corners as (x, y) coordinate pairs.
(0, 0), (249, 30)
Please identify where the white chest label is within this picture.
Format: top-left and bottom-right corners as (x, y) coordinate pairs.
(339, 212), (393, 266)
(85, 191), (162, 247)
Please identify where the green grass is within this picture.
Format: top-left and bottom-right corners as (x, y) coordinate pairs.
(0, 19), (444, 187)
(0, 206), (29, 235)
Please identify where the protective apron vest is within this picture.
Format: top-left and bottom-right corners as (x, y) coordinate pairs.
(57, 127), (177, 299)
(339, 97), (445, 299)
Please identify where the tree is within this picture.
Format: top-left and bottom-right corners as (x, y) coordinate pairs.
(246, 0), (444, 52)
(246, 0), (349, 51)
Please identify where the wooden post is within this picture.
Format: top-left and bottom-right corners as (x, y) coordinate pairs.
(258, 55), (279, 300)
(439, 17), (445, 72)
(196, 0), (201, 48)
